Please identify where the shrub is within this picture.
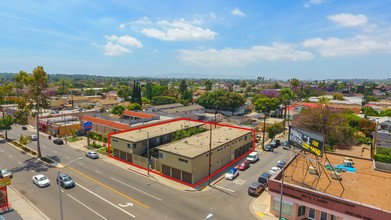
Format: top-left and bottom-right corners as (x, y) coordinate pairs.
(374, 154), (391, 163)
(41, 157), (54, 164)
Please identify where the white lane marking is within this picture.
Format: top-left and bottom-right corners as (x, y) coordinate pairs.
(110, 177), (162, 201)
(18, 162), (22, 165)
(118, 202), (133, 207)
(0, 150), (3, 152)
(233, 179), (246, 185)
(78, 162), (84, 166)
(53, 150), (57, 153)
(77, 184), (135, 218)
(214, 185), (235, 193)
(68, 194), (108, 220)
(9, 155), (12, 158)
(65, 156), (70, 159)
(95, 170), (101, 174)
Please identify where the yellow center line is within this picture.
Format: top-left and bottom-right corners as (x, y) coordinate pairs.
(69, 167), (150, 209)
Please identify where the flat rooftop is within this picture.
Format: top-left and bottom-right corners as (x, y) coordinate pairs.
(111, 120), (204, 142)
(283, 153), (391, 211)
(158, 126), (253, 159)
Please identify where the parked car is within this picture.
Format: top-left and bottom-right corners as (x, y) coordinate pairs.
(264, 144), (274, 152)
(237, 160), (250, 171)
(22, 126), (27, 130)
(53, 138), (64, 145)
(258, 172), (272, 186)
(225, 167), (239, 180)
(277, 160), (287, 169)
(270, 139), (281, 148)
(268, 166), (281, 175)
(0, 169), (13, 178)
(246, 151), (259, 163)
(31, 135), (37, 141)
(57, 173), (75, 189)
(248, 182), (265, 196)
(32, 174), (50, 188)
(283, 141), (291, 150)
(86, 151), (99, 159)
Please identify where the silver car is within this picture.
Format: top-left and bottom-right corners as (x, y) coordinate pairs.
(86, 151), (99, 159)
(1, 169), (13, 178)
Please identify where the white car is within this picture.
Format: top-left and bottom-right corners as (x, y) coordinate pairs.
(86, 151), (99, 159)
(268, 167), (281, 175)
(31, 135), (37, 141)
(225, 167), (239, 180)
(32, 174), (50, 188)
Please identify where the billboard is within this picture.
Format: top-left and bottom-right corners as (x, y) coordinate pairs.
(289, 126), (325, 157)
(83, 121), (92, 131)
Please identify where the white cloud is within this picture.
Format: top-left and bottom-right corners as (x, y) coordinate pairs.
(328, 13), (368, 27)
(133, 17), (217, 41)
(231, 8), (246, 17)
(105, 35), (142, 48)
(304, 0), (327, 8)
(209, 12), (217, 19)
(95, 34), (142, 56)
(103, 42), (130, 56)
(302, 33), (391, 57)
(177, 43), (313, 67)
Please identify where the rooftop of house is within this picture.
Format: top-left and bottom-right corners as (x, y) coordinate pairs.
(158, 126), (253, 158)
(162, 104), (204, 114)
(146, 103), (184, 110)
(82, 115), (131, 130)
(282, 153), (391, 211)
(110, 120), (204, 142)
(122, 110), (157, 119)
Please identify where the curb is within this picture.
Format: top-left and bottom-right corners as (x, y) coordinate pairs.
(8, 185), (51, 220)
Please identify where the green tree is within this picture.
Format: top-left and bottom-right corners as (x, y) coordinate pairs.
(127, 103), (142, 111)
(267, 123), (283, 139)
(0, 115), (13, 140)
(240, 81), (247, 88)
(204, 80), (213, 91)
(280, 88), (295, 120)
(254, 97), (281, 113)
(380, 109), (391, 117)
(131, 81), (142, 105)
(111, 105), (125, 115)
(14, 71), (29, 98)
(144, 82), (153, 100)
(318, 96), (330, 104)
(362, 107), (379, 116)
(56, 78), (73, 95)
(117, 85), (132, 101)
(196, 89), (245, 112)
(142, 97), (150, 105)
(357, 119), (376, 137)
(333, 93), (345, 100)
(179, 80), (188, 94)
(152, 84), (168, 98)
(181, 88), (193, 102)
(151, 96), (176, 105)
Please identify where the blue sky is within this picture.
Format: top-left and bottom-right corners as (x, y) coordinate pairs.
(1, 0), (390, 80)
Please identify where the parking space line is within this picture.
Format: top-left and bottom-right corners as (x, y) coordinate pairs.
(0, 150), (3, 153)
(77, 184), (135, 218)
(65, 156), (70, 159)
(68, 194), (108, 220)
(110, 177), (162, 201)
(18, 162), (22, 165)
(53, 150), (57, 153)
(8, 155), (12, 158)
(214, 185), (235, 193)
(78, 162), (84, 166)
(95, 170), (101, 173)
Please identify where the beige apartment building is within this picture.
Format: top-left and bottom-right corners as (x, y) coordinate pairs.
(109, 120), (204, 163)
(157, 126), (254, 184)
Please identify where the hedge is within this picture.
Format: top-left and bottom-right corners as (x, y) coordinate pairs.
(374, 154), (391, 164)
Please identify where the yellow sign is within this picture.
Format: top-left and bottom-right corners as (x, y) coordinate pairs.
(0, 177), (11, 187)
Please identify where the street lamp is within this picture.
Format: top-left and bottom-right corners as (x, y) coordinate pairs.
(146, 131), (150, 176)
(58, 157), (82, 220)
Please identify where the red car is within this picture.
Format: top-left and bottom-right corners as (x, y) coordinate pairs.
(237, 161), (250, 171)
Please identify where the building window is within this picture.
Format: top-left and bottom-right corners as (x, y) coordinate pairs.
(297, 206), (306, 217)
(330, 214), (336, 220)
(272, 198), (292, 215)
(159, 152), (165, 159)
(127, 143), (135, 149)
(244, 136), (247, 141)
(320, 212), (327, 220)
(178, 158), (188, 163)
(308, 208), (316, 219)
(112, 139), (118, 143)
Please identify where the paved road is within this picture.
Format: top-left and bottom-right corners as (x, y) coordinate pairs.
(2, 125), (290, 219)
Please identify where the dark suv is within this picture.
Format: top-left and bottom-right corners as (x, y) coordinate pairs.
(248, 182), (265, 196)
(258, 172), (272, 186)
(53, 138), (64, 145)
(270, 139), (281, 148)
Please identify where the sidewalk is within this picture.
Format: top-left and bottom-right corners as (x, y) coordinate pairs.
(6, 185), (50, 220)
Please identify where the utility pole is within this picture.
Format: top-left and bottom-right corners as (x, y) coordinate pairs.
(208, 123), (212, 186)
(64, 114), (67, 144)
(262, 113), (267, 150)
